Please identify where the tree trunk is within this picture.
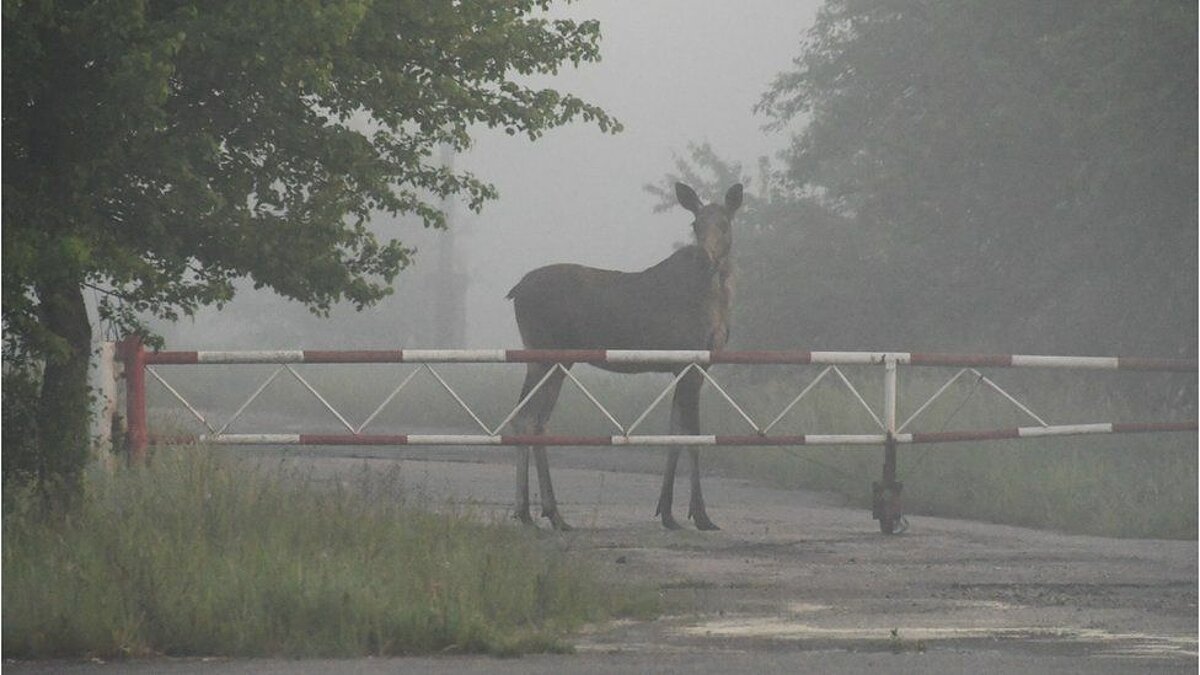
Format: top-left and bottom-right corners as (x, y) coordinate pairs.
(35, 276), (92, 503)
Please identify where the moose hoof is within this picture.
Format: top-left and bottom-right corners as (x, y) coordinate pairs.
(660, 514), (684, 530)
(545, 511), (573, 531)
(514, 509), (535, 526)
(689, 507), (720, 531)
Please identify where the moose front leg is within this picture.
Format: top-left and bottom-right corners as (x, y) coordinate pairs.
(656, 370), (692, 529)
(687, 446), (719, 530)
(656, 447), (683, 530)
(657, 369), (718, 530)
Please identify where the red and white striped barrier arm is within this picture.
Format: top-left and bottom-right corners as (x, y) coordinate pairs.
(145, 420), (1197, 448)
(145, 349), (1199, 371)
(129, 344), (1196, 453)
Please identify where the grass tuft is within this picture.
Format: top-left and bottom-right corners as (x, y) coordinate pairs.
(2, 449), (653, 659)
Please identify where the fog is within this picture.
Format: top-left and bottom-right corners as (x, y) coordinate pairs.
(123, 1), (1194, 538)
(154, 0), (821, 349)
(456, 0), (820, 349)
(149, 0), (1195, 378)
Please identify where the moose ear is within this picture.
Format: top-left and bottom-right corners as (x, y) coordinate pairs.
(675, 182), (702, 214)
(724, 184), (743, 213)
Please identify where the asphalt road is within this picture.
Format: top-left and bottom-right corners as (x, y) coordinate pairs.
(9, 445), (1197, 674)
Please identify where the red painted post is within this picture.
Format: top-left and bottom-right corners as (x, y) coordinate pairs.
(119, 336), (148, 464)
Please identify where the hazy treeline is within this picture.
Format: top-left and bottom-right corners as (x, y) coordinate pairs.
(653, 1), (1194, 366)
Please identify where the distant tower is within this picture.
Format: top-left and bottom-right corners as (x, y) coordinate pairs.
(429, 145), (467, 347)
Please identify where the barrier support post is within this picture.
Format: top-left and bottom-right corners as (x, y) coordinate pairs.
(119, 336), (148, 465)
(873, 357), (903, 534)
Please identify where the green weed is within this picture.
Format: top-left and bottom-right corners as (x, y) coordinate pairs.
(2, 448), (655, 659)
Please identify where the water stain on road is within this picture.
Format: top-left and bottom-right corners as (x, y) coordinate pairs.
(675, 614), (1198, 660)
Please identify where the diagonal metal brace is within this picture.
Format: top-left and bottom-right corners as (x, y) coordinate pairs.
(897, 368), (972, 432)
(146, 367), (217, 433)
(559, 365), (628, 434)
(215, 366), (285, 435)
(970, 369), (1050, 427)
(832, 366), (885, 430)
(625, 364), (699, 436)
(491, 363), (565, 434)
(695, 366), (763, 434)
(284, 365), (356, 433)
(356, 367), (422, 434)
(423, 364), (492, 434)
(762, 366), (834, 434)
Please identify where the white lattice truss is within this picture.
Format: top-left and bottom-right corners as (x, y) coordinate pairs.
(141, 353), (1194, 447)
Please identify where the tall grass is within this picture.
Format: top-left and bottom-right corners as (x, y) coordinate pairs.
(2, 449), (655, 659)
(710, 436), (1196, 539)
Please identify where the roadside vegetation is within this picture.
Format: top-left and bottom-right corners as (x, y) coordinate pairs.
(701, 368), (1198, 540)
(2, 448), (656, 660)
(710, 436), (1196, 540)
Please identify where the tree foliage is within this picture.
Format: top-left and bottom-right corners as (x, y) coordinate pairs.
(4, 0), (617, 354)
(674, 0), (1195, 357)
(2, 0), (618, 489)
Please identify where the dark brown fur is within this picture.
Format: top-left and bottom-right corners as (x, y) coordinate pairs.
(507, 183), (743, 530)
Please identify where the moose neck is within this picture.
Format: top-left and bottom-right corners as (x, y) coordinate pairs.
(698, 235), (733, 294)
(706, 246), (733, 285)
(690, 242), (733, 351)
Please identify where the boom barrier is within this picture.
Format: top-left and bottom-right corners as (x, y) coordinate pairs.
(113, 339), (1197, 533)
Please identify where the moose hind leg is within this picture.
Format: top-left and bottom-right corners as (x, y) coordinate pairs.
(527, 366), (570, 530)
(511, 363), (553, 525)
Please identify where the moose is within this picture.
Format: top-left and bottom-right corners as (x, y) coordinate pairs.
(506, 182), (743, 530)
